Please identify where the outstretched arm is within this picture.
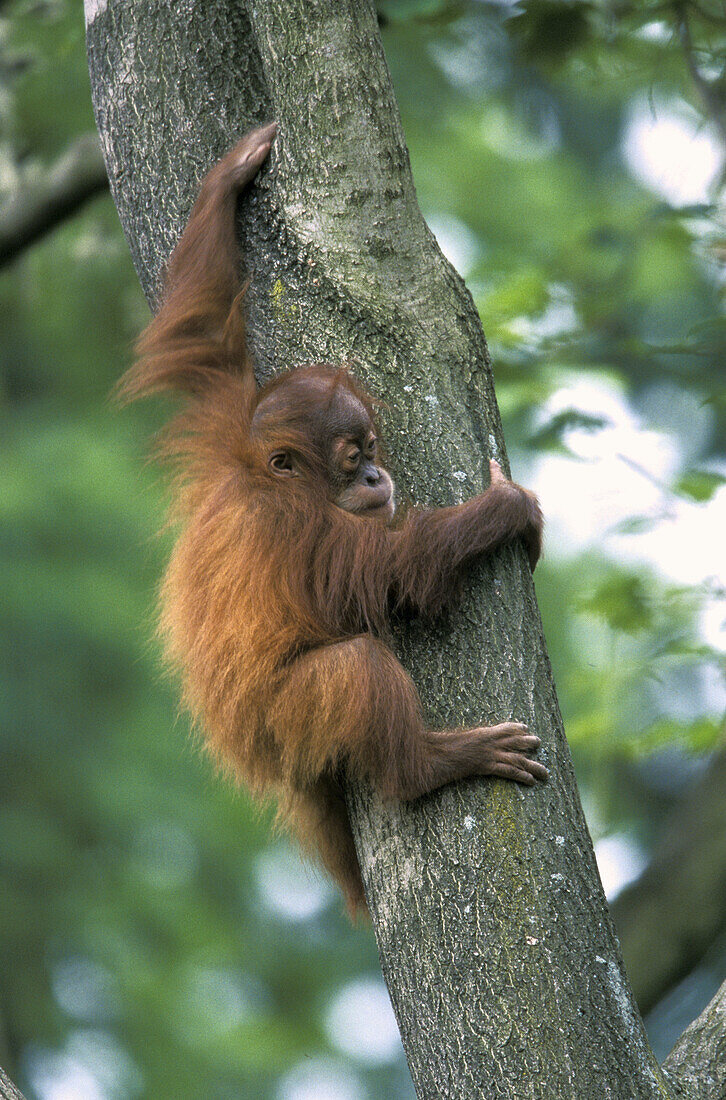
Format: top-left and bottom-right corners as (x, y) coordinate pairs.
(391, 460), (542, 617)
(119, 122), (277, 402)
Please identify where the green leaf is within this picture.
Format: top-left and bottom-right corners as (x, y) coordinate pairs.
(675, 469), (726, 502)
(528, 408), (609, 451)
(578, 575), (653, 633)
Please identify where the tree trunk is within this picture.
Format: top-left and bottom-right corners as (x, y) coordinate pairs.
(85, 1), (714, 1095)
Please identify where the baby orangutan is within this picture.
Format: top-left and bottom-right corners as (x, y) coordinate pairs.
(121, 123), (547, 915)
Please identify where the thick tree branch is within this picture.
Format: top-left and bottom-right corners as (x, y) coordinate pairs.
(0, 134), (108, 269)
(612, 748), (726, 1015)
(664, 976), (726, 1098)
(0, 1067), (26, 1100)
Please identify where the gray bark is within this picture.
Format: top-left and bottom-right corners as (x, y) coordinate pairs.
(664, 977), (726, 1099)
(0, 134), (108, 268)
(0, 1067), (26, 1100)
(86, 1), (696, 1096)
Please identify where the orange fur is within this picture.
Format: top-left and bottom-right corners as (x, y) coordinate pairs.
(121, 125), (547, 917)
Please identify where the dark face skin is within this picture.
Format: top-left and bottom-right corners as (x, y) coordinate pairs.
(256, 380), (395, 522)
(329, 408), (396, 521)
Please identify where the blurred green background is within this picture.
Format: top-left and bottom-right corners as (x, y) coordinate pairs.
(1, 1), (725, 1097)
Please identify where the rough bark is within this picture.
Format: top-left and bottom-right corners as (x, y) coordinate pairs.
(0, 1067), (26, 1100)
(86, 1), (682, 1095)
(0, 134), (108, 268)
(613, 748), (726, 1015)
(664, 977), (726, 1099)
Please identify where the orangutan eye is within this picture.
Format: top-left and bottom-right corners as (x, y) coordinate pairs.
(343, 449), (361, 472)
(366, 437), (377, 457)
